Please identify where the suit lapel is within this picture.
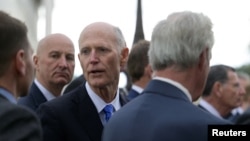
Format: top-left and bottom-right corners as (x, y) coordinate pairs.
(30, 83), (47, 109)
(73, 84), (103, 141)
(198, 104), (208, 112)
(0, 94), (8, 102)
(72, 84), (127, 141)
(119, 92), (129, 106)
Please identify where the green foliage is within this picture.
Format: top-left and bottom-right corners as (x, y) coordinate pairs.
(236, 63), (250, 75)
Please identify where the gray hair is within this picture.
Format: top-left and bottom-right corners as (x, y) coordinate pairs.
(149, 11), (214, 71)
(113, 26), (126, 53)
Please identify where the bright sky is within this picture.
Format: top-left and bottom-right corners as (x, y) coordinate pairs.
(51, 0), (250, 77)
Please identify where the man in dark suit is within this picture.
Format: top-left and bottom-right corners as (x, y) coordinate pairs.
(126, 39), (152, 102)
(37, 22), (129, 141)
(236, 108), (250, 124)
(18, 33), (75, 112)
(102, 11), (231, 141)
(0, 11), (42, 140)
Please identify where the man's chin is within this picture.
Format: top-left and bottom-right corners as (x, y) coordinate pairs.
(56, 79), (70, 86)
(89, 80), (107, 88)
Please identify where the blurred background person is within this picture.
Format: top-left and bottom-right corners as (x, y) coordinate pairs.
(102, 11), (231, 141)
(234, 71), (250, 124)
(18, 33), (75, 112)
(198, 64), (244, 123)
(231, 71), (250, 114)
(235, 85), (250, 124)
(126, 39), (152, 102)
(0, 11), (42, 141)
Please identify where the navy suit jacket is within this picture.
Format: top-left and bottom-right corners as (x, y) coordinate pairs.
(37, 83), (127, 141)
(0, 95), (42, 141)
(102, 80), (231, 141)
(18, 82), (47, 112)
(126, 88), (140, 101)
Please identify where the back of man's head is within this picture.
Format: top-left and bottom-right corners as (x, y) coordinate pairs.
(127, 39), (150, 82)
(0, 11), (29, 76)
(149, 11), (214, 71)
(202, 64), (235, 97)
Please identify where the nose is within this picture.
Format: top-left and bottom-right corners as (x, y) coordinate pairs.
(89, 51), (99, 64)
(239, 85), (246, 96)
(58, 56), (68, 68)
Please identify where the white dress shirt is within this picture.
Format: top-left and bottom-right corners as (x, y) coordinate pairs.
(86, 82), (121, 125)
(34, 79), (56, 101)
(199, 98), (223, 119)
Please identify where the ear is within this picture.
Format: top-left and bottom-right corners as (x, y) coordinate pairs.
(144, 64), (153, 78)
(33, 54), (38, 68)
(198, 48), (209, 71)
(120, 47), (129, 69)
(15, 49), (26, 76)
(213, 81), (223, 97)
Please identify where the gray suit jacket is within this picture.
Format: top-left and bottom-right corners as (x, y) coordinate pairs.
(102, 80), (231, 141)
(0, 95), (42, 141)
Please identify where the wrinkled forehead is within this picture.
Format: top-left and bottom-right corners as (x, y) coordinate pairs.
(79, 26), (117, 46)
(80, 23), (115, 39)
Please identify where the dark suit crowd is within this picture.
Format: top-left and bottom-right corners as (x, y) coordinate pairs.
(1, 10), (250, 141)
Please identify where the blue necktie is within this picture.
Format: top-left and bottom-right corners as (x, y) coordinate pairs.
(103, 104), (114, 122)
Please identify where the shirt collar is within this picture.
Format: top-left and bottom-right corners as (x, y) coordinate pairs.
(0, 88), (17, 104)
(86, 82), (121, 113)
(34, 79), (56, 101)
(153, 76), (192, 102)
(199, 98), (223, 119)
(131, 84), (144, 94)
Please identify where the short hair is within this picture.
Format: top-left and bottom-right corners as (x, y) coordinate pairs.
(0, 11), (29, 76)
(127, 40), (150, 82)
(202, 64), (236, 97)
(149, 11), (214, 71)
(113, 26), (126, 53)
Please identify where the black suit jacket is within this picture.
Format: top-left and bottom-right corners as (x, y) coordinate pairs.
(236, 108), (250, 124)
(18, 82), (47, 112)
(37, 83), (127, 141)
(0, 95), (42, 141)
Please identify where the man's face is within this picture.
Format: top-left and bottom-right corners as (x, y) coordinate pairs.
(78, 27), (127, 89)
(237, 77), (249, 104)
(34, 38), (75, 87)
(220, 71), (243, 109)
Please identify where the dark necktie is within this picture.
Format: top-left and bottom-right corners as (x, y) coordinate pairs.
(103, 104), (114, 122)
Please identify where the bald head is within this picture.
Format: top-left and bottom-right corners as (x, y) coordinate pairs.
(78, 22), (126, 52)
(37, 33), (74, 55)
(34, 33), (75, 96)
